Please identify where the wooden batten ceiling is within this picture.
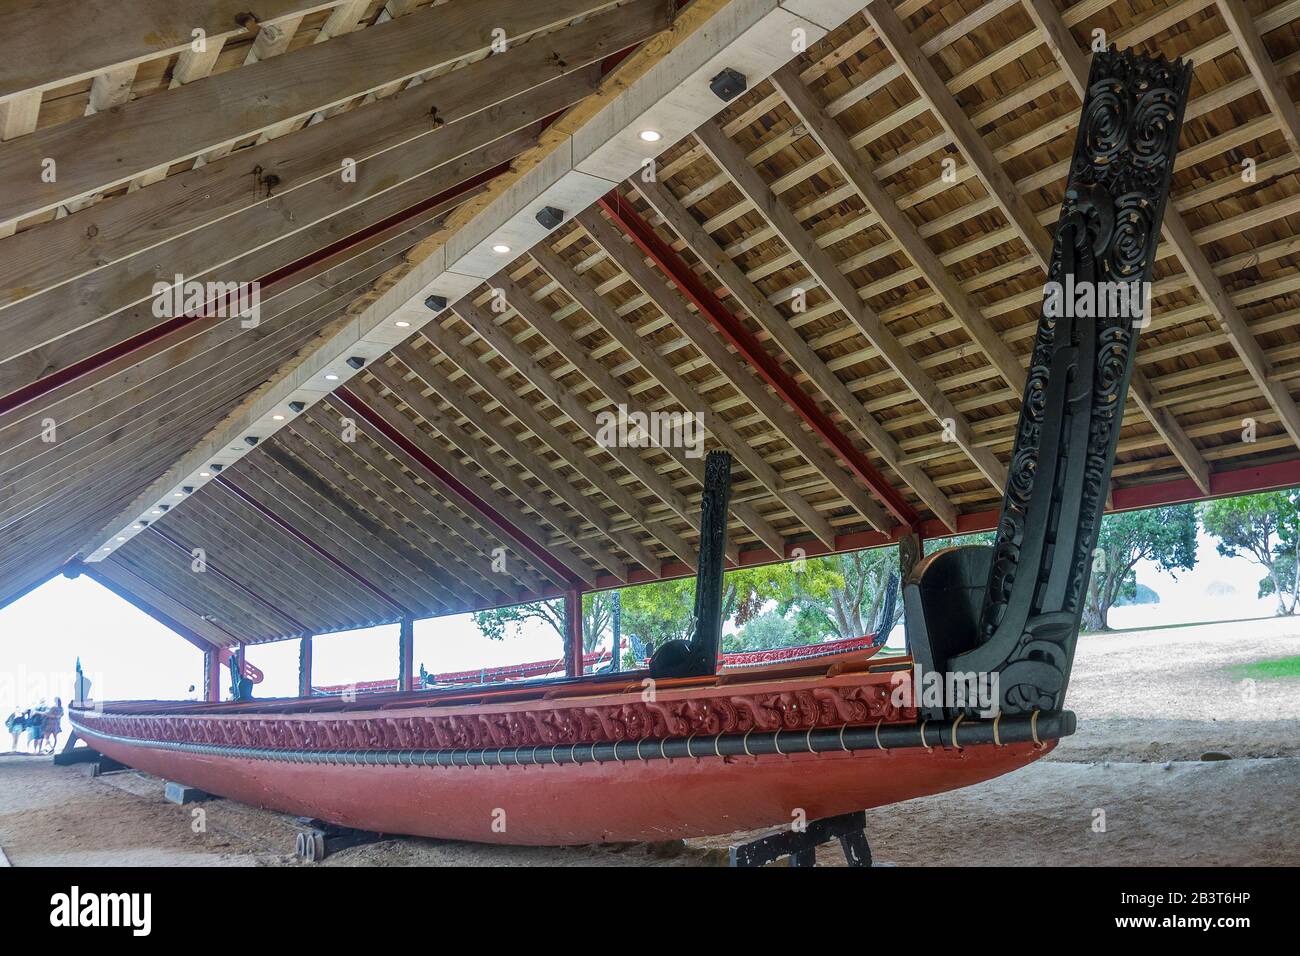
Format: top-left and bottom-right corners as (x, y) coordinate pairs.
(5, 0), (1300, 645)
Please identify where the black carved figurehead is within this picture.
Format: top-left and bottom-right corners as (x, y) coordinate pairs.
(903, 48), (1192, 718)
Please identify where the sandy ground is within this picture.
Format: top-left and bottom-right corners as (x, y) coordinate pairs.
(1, 620), (1296, 867)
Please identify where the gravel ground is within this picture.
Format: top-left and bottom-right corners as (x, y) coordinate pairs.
(1, 619), (1296, 866)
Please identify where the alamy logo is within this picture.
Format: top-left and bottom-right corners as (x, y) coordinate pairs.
(595, 405), (705, 458)
(1043, 276), (1151, 325)
(151, 274), (261, 328)
(50, 886), (151, 936)
(889, 662), (1000, 717)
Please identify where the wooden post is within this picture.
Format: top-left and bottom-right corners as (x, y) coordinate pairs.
(691, 451), (732, 673)
(298, 635), (314, 697)
(564, 589), (583, 677)
(204, 649), (220, 702)
(398, 617), (414, 691)
(610, 590), (621, 673)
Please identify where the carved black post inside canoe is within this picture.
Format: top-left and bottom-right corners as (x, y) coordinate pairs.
(649, 450), (732, 679)
(903, 48), (1193, 718)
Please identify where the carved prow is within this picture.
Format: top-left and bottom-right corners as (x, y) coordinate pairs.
(904, 48), (1193, 717)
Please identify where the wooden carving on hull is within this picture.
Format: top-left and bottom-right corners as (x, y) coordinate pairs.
(904, 48), (1193, 718)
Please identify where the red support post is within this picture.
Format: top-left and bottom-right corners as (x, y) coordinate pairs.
(596, 192), (920, 528)
(565, 589), (584, 678)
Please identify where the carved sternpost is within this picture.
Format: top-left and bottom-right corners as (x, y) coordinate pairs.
(957, 49), (1193, 715)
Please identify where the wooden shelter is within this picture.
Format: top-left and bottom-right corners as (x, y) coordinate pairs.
(4, 0), (1300, 672)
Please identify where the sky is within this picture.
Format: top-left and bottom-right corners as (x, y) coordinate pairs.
(0, 526), (1287, 728)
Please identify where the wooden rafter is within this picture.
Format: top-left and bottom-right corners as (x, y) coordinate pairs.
(493, 264), (758, 564)
(347, 373), (599, 589)
(631, 176), (959, 530)
(694, 120), (1009, 493)
(392, 331), (651, 578)
(0, 0), (620, 227)
(573, 207), (840, 549)
(864, 0), (1216, 494)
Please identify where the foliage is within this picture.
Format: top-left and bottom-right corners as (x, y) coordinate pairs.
(923, 530), (997, 555)
(724, 548), (902, 650)
(1082, 505), (1198, 630)
(472, 592), (616, 653)
(472, 547), (906, 659)
(1201, 490), (1300, 616)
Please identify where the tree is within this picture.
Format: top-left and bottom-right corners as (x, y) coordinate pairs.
(472, 592), (616, 653)
(1201, 490), (1300, 615)
(1082, 504), (1198, 630)
(723, 610), (794, 653)
(729, 548), (903, 645)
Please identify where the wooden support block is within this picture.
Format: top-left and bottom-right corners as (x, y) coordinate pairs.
(89, 754), (128, 776)
(164, 781), (213, 805)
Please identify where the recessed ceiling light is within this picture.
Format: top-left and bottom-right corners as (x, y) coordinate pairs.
(199, 471), (210, 478)
(272, 414), (285, 421)
(395, 320), (411, 328)
(638, 129), (662, 142)
(132, 524), (142, 530)
(151, 509), (161, 515)
(173, 492), (183, 497)
(324, 373), (340, 381)
(491, 243), (511, 254)
(116, 536), (125, 542)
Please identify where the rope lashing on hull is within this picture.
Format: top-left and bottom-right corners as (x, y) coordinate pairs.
(70, 711), (1075, 769)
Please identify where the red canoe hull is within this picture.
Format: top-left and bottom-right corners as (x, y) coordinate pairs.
(74, 726), (1051, 844)
(69, 652), (1063, 845)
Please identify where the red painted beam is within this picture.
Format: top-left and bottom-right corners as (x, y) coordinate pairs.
(596, 191), (920, 528)
(335, 386), (583, 589)
(215, 473), (413, 620)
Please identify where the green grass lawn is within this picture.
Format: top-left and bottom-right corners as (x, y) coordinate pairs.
(1228, 655), (1300, 680)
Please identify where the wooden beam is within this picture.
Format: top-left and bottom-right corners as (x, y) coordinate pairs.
(583, 202), (893, 533)
(342, 376), (597, 589)
(0, 1), (334, 101)
(0, 98), (561, 366)
(269, 427), (491, 603)
(492, 266), (756, 564)
(326, 392), (561, 593)
(182, 491), (382, 627)
(290, 412), (513, 603)
(254, 442), (462, 612)
(0, 1), (667, 310)
(631, 176), (958, 530)
(443, 300), (694, 572)
(315, 398), (549, 596)
(377, 345), (634, 574)
(863, 0), (1054, 264)
(0, 0), (622, 226)
(694, 120), (1008, 493)
(85, 560), (229, 650)
(772, 63), (1025, 393)
(575, 207), (838, 549)
(1214, 0), (1300, 155)
(0, 198), (448, 471)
